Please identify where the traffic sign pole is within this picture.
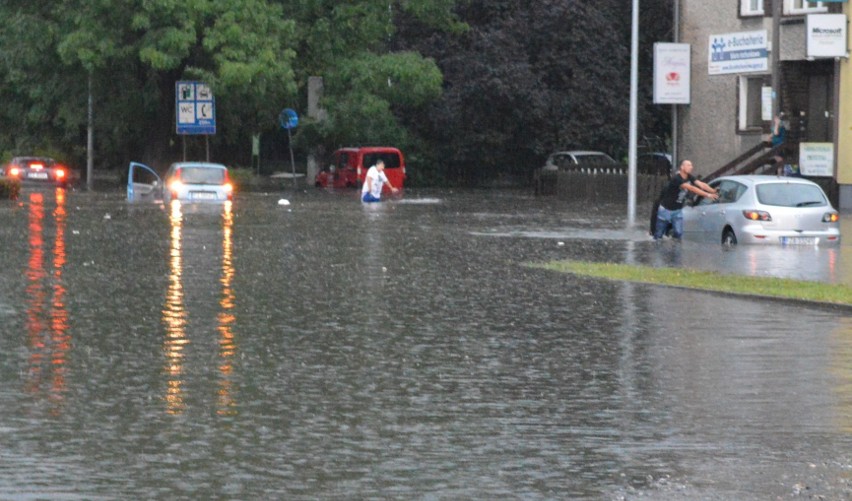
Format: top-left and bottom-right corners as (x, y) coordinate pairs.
(279, 108), (299, 189)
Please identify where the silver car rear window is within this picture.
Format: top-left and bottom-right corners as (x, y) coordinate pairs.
(755, 183), (827, 207)
(179, 167), (225, 184)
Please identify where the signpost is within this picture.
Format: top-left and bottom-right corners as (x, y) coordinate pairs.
(800, 143), (834, 177)
(708, 30), (768, 75)
(653, 43), (691, 105)
(279, 108), (299, 188)
(176, 81), (216, 161)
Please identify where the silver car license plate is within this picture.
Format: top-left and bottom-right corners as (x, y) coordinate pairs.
(28, 172), (48, 180)
(191, 191), (217, 200)
(780, 236), (818, 246)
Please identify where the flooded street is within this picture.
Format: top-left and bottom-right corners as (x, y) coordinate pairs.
(0, 187), (850, 500)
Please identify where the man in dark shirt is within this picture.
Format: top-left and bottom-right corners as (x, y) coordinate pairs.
(654, 160), (718, 240)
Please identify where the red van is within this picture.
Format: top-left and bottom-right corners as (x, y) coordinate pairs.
(315, 147), (406, 192)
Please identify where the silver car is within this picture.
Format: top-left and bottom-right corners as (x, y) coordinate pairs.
(682, 175), (840, 246)
(542, 150), (617, 171)
(162, 162), (233, 203)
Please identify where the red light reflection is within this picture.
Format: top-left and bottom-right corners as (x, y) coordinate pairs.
(24, 189), (69, 414)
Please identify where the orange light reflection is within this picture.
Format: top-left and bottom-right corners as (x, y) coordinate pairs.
(217, 201), (237, 415)
(24, 189), (69, 414)
(162, 200), (187, 414)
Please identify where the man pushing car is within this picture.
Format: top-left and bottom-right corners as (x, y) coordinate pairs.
(654, 160), (718, 241)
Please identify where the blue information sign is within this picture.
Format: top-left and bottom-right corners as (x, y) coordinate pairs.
(176, 81), (216, 135)
(279, 108), (299, 130)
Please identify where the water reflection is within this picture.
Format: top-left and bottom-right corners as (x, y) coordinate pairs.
(24, 189), (69, 414)
(217, 201), (237, 415)
(679, 243), (842, 283)
(831, 318), (852, 433)
(163, 200), (187, 414)
(161, 200), (238, 415)
(3, 190), (852, 499)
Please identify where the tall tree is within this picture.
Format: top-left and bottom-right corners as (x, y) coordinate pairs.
(395, 0), (673, 184)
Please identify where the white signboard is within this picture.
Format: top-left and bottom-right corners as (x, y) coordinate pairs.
(807, 14), (847, 58)
(799, 142), (834, 177)
(708, 30), (768, 75)
(653, 43), (691, 104)
(761, 86), (773, 121)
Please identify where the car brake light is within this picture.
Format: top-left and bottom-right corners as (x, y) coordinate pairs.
(9, 166), (21, 177)
(223, 182), (233, 193)
(168, 180), (184, 192)
(823, 212), (839, 223)
(742, 210), (771, 221)
(31, 163), (44, 170)
(55, 169), (65, 179)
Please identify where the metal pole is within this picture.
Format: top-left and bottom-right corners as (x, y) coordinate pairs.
(86, 72), (94, 191)
(672, 0), (679, 170)
(287, 127), (297, 189)
(627, 0), (640, 225)
(771, 0), (781, 119)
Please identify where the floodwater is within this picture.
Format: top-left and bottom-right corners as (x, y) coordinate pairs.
(0, 186), (850, 500)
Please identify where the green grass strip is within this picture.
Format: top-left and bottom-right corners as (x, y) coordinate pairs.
(529, 260), (852, 306)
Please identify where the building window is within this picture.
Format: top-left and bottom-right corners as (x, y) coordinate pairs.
(741, 0), (764, 16)
(738, 76), (765, 131)
(786, 0), (827, 14)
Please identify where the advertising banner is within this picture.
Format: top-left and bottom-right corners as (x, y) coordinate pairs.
(807, 14), (847, 58)
(653, 43), (691, 104)
(799, 142), (834, 177)
(708, 30), (768, 75)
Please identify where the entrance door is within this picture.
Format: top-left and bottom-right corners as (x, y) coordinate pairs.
(807, 73), (833, 142)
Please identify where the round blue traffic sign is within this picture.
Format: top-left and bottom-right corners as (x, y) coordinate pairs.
(279, 108), (298, 130)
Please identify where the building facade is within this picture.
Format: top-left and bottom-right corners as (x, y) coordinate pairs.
(677, 0), (850, 206)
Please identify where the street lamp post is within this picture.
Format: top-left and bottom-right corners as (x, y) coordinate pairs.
(627, 0), (640, 226)
(87, 71), (94, 191)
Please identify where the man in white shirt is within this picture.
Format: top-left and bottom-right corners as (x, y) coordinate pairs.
(361, 159), (399, 202)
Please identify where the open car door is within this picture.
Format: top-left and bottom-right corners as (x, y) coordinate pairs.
(127, 162), (162, 202)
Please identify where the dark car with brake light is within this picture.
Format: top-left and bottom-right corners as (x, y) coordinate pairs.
(1, 156), (70, 187)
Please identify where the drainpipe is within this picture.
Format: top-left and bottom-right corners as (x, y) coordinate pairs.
(771, 0), (781, 120)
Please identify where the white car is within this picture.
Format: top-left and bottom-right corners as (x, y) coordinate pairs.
(542, 150), (617, 171)
(682, 175), (840, 246)
(127, 161), (233, 203)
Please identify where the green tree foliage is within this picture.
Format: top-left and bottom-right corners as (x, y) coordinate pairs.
(396, 0), (673, 184)
(286, 0), (461, 154)
(0, 0), (460, 171)
(0, 0), (671, 185)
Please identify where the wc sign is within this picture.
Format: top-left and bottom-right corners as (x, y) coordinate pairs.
(176, 81), (216, 135)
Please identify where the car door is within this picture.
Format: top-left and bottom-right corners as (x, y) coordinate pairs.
(682, 180), (724, 242)
(690, 180), (744, 241)
(127, 162), (162, 202)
